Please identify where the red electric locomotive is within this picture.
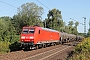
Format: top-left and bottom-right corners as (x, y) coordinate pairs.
(20, 26), (60, 49)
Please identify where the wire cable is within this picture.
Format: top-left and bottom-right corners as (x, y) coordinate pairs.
(70, 18), (84, 25)
(45, 0), (55, 8)
(36, 0), (50, 10)
(0, 0), (17, 8)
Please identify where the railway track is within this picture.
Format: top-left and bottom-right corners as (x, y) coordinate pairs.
(0, 41), (79, 60)
(21, 45), (71, 60)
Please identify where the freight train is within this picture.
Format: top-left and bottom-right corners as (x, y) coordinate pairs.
(20, 26), (84, 49)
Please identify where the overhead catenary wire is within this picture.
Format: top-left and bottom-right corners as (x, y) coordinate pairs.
(45, 0), (55, 8)
(42, 0), (71, 24)
(0, 0), (17, 8)
(44, 0), (86, 29)
(36, 0), (68, 19)
(36, 0), (50, 10)
(70, 18), (84, 25)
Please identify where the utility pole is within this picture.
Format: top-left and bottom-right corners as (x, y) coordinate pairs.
(70, 17), (86, 37)
(82, 17), (86, 37)
(70, 18), (86, 37)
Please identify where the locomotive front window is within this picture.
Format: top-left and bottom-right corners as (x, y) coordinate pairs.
(29, 28), (35, 34)
(22, 29), (28, 34)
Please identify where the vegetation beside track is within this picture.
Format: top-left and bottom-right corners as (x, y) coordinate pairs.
(69, 38), (90, 60)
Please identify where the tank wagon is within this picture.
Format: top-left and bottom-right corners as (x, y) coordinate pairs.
(60, 32), (69, 43)
(20, 26), (84, 49)
(76, 35), (84, 41)
(60, 32), (76, 44)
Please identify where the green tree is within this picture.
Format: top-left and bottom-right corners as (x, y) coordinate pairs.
(75, 21), (79, 27)
(0, 16), (20, 53)
(0, 17), (17, 42)
(45, 8), (65, 31)
(66, 21), (78, 34)
(13, 2), (44, 34)
(68, 21), (74, 26)
(0, 18), (7, 41)
(64, 26), (70, 33)
(74, 21), (79, 35)
(72, 26), (78, 35)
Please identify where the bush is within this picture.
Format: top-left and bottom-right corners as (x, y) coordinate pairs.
(0, 41), (10, 54)
(9, 42), (21, 52)
(0, 35), (20, 53)
(10, 35), (20, 43)
(69, 38), (90, 60)
(75, 38), (90, 53)
(9, 35), (21, 51)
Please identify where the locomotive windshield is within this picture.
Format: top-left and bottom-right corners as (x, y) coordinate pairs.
(22, 28), (35, 34)
(29, 28), (35, 34)
(22, 28), (28, 34)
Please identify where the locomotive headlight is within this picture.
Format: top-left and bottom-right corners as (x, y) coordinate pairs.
(21, 36), (25, 39)
(30, 36), (34, 39)
(22, 40), (23, 41)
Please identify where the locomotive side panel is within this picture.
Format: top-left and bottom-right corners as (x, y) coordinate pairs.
(36, 28), (60, 44)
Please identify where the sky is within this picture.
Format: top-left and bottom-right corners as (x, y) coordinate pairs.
(0, 0), (90, 33)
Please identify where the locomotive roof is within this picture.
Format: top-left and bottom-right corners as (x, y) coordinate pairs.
(41, 27), (59, 32)
(22, 26), (59, 32)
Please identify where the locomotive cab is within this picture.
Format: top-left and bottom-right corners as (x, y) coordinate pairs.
(21, 28), (35, 41)
(20, 27), (36, 49)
